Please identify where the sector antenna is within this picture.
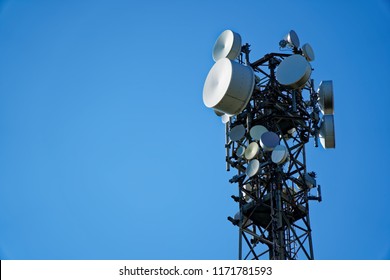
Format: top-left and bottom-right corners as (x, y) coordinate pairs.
(202, 29), (335, 260)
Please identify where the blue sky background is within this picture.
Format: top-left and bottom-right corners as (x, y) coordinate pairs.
(0, 0), (389, 260)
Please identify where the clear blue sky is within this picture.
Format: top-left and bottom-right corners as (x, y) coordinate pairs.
(0, 0), (389, 260)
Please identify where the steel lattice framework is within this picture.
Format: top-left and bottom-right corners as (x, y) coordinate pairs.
(226, 48), (323, 260)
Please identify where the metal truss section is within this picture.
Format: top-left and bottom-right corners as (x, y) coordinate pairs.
(226, 52), (322, 260)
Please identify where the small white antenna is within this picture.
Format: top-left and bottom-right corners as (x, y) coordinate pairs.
(212, 30), (242, 62)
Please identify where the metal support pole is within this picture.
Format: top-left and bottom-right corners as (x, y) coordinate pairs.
(225, 122), (230, 171)
(238, 179), (243, 260)
(275, 183), (286, 259)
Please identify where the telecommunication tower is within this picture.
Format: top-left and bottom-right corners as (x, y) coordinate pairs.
(202, 30), (335, 260)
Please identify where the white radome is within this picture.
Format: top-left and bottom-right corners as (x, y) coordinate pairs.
(203, 58), (255, 115)
(212, 30), (242, 62)
(276, 54), (312, 89)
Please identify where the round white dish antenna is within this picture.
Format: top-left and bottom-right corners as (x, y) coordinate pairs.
(260, 131), (279, 152)
(276, 54), (312, 89)
(285, 30), (300, 48)
(246, 159), (260, 177)
(229, 124), (246, 142)
(271, 145), (289, 165)
(212, 30), (242, 62)
(236, 145), (246, 158)
(249, 125), (268, 140)
(203, 58), (255, 115)
(319, 114), (335, 149)
(244, 142), (259, 160)
(302, 43), (315, 62)
(317, 80), (334, 115)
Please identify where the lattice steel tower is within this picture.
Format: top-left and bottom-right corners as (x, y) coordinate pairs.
(202, 30), (335, 260)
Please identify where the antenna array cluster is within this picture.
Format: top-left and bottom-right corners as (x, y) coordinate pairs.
(202, 30), (335, 260)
